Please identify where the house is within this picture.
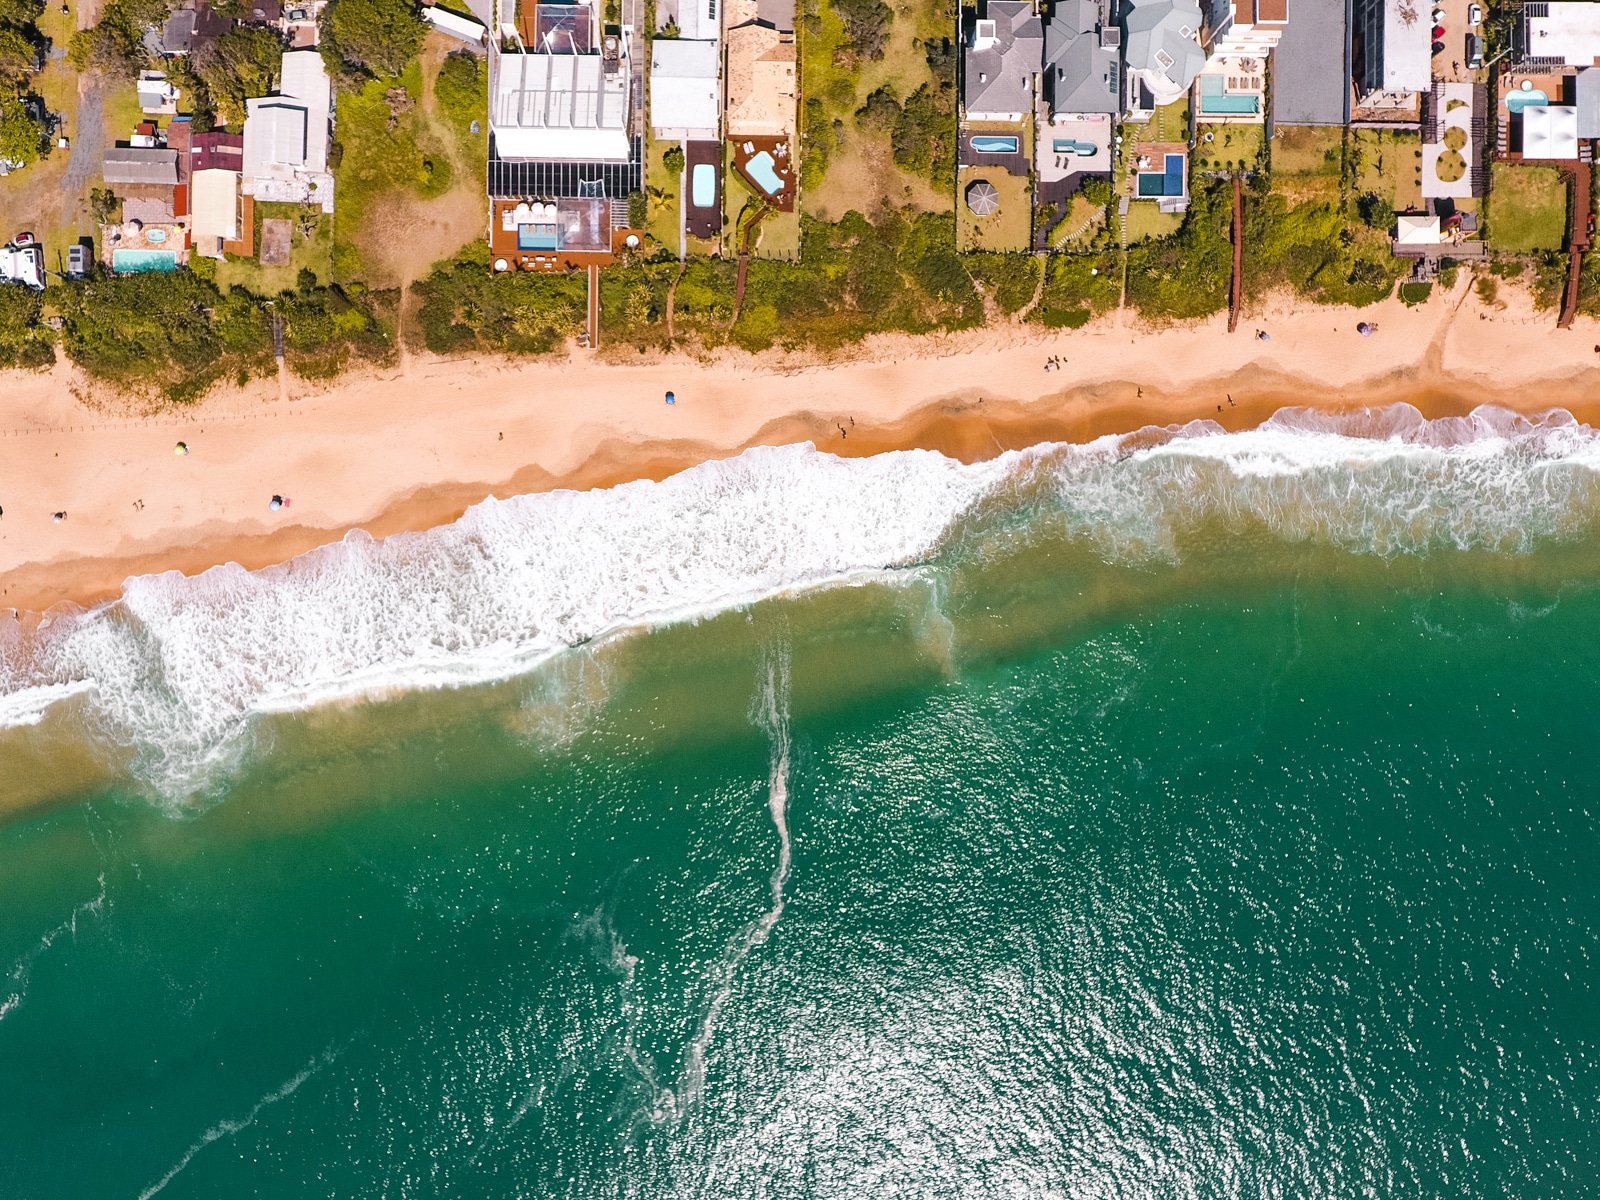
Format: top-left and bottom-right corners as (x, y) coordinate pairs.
(1203, 0), (1285, 57)
(962, 0), (1044, 124)
(1123, 0), (1205, 119)
(1520, 2), (1600, 67)
(487, 0), (640, 270)
(102, 145), (180, 188)
(725, 0), (797, 139)
(1522, 104), (1580, 159)
(191, 168), (243, 258)
(1192, 0), (1282, 122)
(1042, 0), (1120, 118)
(1272, 0), (1347, 125)
(138, 71), (182, 115)
(242, 49), (333, 211)
(1351, 0), (1431, 107)
(649, 38), (720, 141)
(659, 0), (718, 39)
(159, 3), (232, 55)
(422, 5), (487, 44)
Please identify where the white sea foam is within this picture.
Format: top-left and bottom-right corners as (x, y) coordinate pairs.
(5, 407), (1600, 797)
(0, 443), (1007, 795)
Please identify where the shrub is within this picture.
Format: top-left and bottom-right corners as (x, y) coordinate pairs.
(320, 0), (425, 82)
(662, 144), (684, 175)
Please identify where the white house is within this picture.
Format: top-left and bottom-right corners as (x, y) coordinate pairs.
(650, 38), (720, 141)
(242, 49), (333, 210)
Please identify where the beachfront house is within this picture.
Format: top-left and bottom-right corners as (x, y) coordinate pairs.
(1036, 0), (1118, 240)
(1350, 0), (1431, 117)
(649, 40), (720, 142)
(1193, 0), (1284, 123)
(100, 139), (191, 273)
(241, 49), (334, 213)
(724, 0), (798, 219)
(963, 0), (1044, 125)
(487, 0), (640, 272)
(1122, 0), (1205, 121)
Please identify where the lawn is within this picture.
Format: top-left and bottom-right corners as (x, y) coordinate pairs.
(331, 43), (487, 285)
(957, 168), (1031, 251)
(645, 135), (683, 255)
(1123, 201), (1184, 243)
(799, 0), (953, 220)
(1147, 97), (1190, 145)
(1193, 122), (1264, 173)
(1352, 127), (1423, 213)
(214, 202), (333, 294)
(1489, 162), (1568, 253)
(1269, 125), (1343, 206)
(1051, 192), (1105, 250)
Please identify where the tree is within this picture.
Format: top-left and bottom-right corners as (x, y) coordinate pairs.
(0, 96), (45, 167)
(319, 0), (425, 81)
(0, 26), (39, 85)
(0, 0), (43, 27)
(854, 85), (899, 133)
(1079, 177), (1114, 207)
(662, 144), (684, 175)
(88, 185), (120, 224)
(1357, 191), (1395, 230)
(194, 25), (284, 125)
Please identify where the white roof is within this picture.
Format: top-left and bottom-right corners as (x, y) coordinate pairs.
(491, 49), (632, 160)
(1524, 104), (1580, 160)
(1528, 2), (1600, 67)
(673, 0), (719, 41)
(1395, 214), (1441, 245)
(191, 168), (240, 240)
(242, 49), (330, 177)
(649, 39), (719, 136)
(422, 5), (486, 42)
(1380, 0), (1431, 93)
(0, 243), (43, 289)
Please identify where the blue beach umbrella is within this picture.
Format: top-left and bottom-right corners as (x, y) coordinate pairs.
(665, 391), (676, 405)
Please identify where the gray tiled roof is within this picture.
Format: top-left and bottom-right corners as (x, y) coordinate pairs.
(1043, 0), (1119, 115)
(1123, 0), (1204, 91)
(964, 0), (1044, 115)
(102, 147), (180, 186)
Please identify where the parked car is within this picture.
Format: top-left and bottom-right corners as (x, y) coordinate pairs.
(1467, 32), (1484, 68)
(1433, 39), (1446, 55)
(1468, 3), (1483, 25)
(13, 231), (33, 245)
(1432, 23), (1446, 39)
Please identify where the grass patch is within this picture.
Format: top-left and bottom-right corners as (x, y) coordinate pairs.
(1124, 178), (1231, 321)
(1352, 127), (1423, 214)
(1193, 122), (1264, 173)
(1030, 251), (1119, 326)
(1488, 162), (1567, 254)
(956, 169), (1031, 251)
(645, 136), (683, 254)
(1269, 125), (1343, 207)
(1399, 281), (1432, 305)
(1124, 201), (1183, 243)
(214, 203), (334, 295)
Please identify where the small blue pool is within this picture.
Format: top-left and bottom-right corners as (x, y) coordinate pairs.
(111, 248), (178, 273)
(691, 162), (716, 208)
(1136, 153), (1186, 198)
(1506, 87), (1549, 114)
(971, 135), (1019, 154)
(517, 225), (559, 251)
(746, 150), (785, 196)
(1052, 138), (1099, 155)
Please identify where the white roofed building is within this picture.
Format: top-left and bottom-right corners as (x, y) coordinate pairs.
(191, 168), (242, 258)
(649, 38), (719, 141)
(1351, 0), (1430, 107)
(1522, 2), (1600, 67)
(491, 50), (632, 160)
(241, 49), (333, 211)
(1523, 104), (1580, 160)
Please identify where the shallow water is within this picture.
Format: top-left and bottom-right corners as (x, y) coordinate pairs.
(1, 406), (1597, 1197)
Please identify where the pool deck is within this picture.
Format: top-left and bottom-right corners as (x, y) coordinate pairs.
(97, 220), (191, 269)
(959, 118), (1030, 178)
(685, 139), (723, 239)
(730, 135), (795, 213)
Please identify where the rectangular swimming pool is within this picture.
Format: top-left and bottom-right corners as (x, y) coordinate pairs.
(691, 162), (717, 208)
(1198, 74), (1260, 116)
(111, 248), (178, 273)
(971, 135), (1019, 154)
(746, 150), (784, 197)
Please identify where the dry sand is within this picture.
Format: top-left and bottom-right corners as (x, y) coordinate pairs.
(2, 274), (1596, 617)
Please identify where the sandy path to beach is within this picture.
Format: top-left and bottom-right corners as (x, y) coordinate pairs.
(2, 275), (1597, 616)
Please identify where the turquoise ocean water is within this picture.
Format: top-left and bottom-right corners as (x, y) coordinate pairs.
(1, 405), (1597, 1197)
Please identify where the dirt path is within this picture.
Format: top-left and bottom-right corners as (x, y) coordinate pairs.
(58, 75), (106, 238)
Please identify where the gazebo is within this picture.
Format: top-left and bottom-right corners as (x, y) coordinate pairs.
(966, 180), (1001, 216)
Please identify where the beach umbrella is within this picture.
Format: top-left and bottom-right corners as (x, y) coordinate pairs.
(665, 390), (676, 405)
(965, 181), (1001, 217)
(174, 441), (188, 456)
(1357, 322), (1374, 337)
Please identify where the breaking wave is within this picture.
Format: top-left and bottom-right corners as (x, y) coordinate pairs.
(4, 405), (1600, 797)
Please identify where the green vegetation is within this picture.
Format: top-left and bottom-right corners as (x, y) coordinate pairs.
(0, 282), (53, 368)
(1488, 162), (1566, 254)
(1123, 202), (1182, 243)
(53, 270), (392, 400)
(190, 26), (285, 126)
(1030, 252), (1119, 327)
(1124, 178), (1231, 320)
(1399, 281), (1432, 306)
(1351, 127), (1422, 214)
(320, 0), (426, 84)
(69, 0), (165, 73)
(1244, 191), (1402, 307)
(966, 253), (1039, 315)
(1193, 123), (1264, 174)
(957, 169), (1031, 252)
(1269, 125), (1343, 206)
(0, 93), (44, 165)
(215, 201), (333, 294)
(413, 243), (588, 354)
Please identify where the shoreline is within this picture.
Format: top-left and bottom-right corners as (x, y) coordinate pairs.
(5, 275), (1600, 617)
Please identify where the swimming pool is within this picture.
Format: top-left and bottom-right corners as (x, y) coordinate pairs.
(746, 150), (785, 197)
(691, 162), (716, 208)
(1506, 87), (1549, 114)
(145, 227), (169, 244)
(1052, 139), (1099, 156)
(971, 135), (1019, 154)
(111, 248), (178, 273)
(1198, 74), (1260, 115)
(1136, 153), (1187, 198)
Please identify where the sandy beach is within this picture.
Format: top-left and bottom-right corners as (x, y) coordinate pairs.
(3, 273), (1598, 617)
